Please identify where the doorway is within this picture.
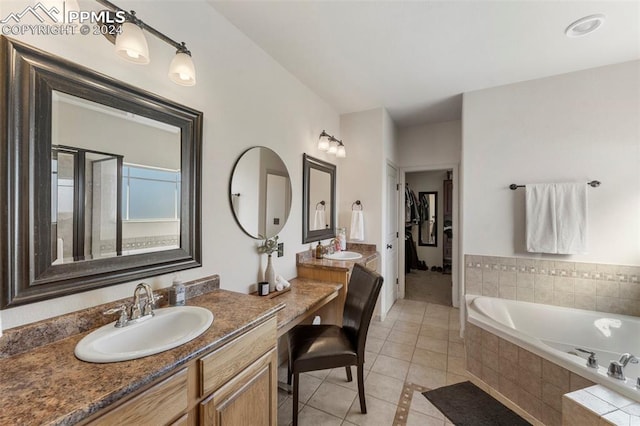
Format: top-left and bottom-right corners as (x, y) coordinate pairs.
(403, 169), (454, 306)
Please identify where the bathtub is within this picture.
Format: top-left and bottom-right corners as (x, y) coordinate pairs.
(466, 295), (640, 402)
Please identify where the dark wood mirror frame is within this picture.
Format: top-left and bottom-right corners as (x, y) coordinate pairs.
(302, 154), (336, 243)
(0, 37), (203, 308)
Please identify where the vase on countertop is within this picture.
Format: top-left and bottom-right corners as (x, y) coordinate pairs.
(265, 254), (276, 292)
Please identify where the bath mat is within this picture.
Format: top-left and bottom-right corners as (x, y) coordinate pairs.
(422, 381), (531, 426)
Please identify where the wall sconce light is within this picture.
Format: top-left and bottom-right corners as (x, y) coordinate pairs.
(96, 0), (197, 86)
(317, 130), (346, 158)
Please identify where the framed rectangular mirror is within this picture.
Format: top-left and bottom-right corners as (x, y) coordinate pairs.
(302, 154), (336, 243)
(418, 191), (437, 247)
(0, 37), (202, 308)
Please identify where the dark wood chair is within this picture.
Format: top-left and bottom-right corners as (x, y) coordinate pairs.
(287, 263), (384, 425)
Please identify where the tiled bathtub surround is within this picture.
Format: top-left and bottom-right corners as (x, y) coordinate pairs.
(465, 255), (640, 316)
(465, 322), (595, 426)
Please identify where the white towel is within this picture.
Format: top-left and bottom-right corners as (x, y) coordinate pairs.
(526, 183), (587, 254)
(555, 183), (587, 254)
(313, 210), (326, 231)
(350, 210), (365, 241)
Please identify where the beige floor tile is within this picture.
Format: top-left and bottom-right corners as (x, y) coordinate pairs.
(448, 329), (463, 343)
(297, 373), (324, 403)
(407, 410), (445, 426)
(345, 395), (399, 425)
(370, 354), (410, 381)
(447, 341), (465, 358)
(297, 405), (343, 426)
(307, 382), (358, 419)
(277, 397), (303, 426)
(412, 348), (447, 371)
(407, 363), (447, 389)
(446, 356), (466, 376)
(416, 336), (448, 354)
(421, 316), (449, 329)
(364, 371), (405, 404)
(409, 390), (445, 419)
(423, 307), (450, 320)
(368, 325), (391, 340)
(398, 311), (424, 323)
(446, 371), (468, 385)
(386, 330), (419, 346)
(305, 368), (332, 381)
(392, 320), (422, 335)
(364, 351), (378, 370)
(326, 367), (370, 392)
(278, 388), (289, 407)
(419, 324), (449, 340)
(380, 340), (415, 362)
(366, 337), (385, 354)
(371, 318), (395, 330)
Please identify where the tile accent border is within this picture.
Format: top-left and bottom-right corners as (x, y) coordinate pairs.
(464, 254), (640, 316)
(393, 382), (430, 425)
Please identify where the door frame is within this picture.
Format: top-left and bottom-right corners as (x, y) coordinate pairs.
(399, 163), (460, 308)
(383, 160), (400, 317)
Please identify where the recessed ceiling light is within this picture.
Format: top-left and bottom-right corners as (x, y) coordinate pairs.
(565, 14), (606, 37)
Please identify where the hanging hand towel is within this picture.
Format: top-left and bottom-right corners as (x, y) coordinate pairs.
(555, 183), (587, 254)
(350, 210), (365, 241)
(526, 184), (557, 253)
(526, 183), (587, 254)
(313, 210), (326, 231)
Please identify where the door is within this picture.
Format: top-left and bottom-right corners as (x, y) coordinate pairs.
(385, 163), (399, 312)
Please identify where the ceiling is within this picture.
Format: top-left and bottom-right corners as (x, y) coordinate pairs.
(208, 1), (640, 127)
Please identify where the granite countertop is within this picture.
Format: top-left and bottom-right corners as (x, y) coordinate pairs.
(0, 289), (283, 426)
(296, 243), (379, 272)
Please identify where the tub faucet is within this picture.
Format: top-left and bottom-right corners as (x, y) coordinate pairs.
(607, 353), (639, 380)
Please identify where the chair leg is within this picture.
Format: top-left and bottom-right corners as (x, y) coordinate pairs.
(345, 366), (353, 382)
(287, 360), (292, 387)
(357, 364), (367, 414)
(292, 372), (299, 426)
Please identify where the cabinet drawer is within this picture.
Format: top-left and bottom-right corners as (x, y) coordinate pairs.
(91, 368), (188, 426)
(200, 317), (276, 396)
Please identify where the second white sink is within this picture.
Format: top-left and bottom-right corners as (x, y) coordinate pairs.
(75, 306), (214, 363)
(324, 251), (363, 260)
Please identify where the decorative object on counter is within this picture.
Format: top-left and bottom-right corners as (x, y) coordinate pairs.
(315, 242), (324, 259)
(258, 281), (270, 296)
(94, 0), (197, 86)
(350, 201), (365, 241)
(258, 235), (280, 291)
(275, 275), (291, 292)
(317, 130), (346, 158)
(169, 276), (186, 306)
(336, 227), (347, 250)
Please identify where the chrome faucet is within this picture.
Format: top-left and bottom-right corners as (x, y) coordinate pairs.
(103, 283), (161, 328)
(607, 353), (639, 380)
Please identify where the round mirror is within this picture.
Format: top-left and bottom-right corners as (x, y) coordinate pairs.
(230, 147), (292, 239)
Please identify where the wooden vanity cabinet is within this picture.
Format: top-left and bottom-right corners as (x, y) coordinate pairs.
(87, 317), (278, 426)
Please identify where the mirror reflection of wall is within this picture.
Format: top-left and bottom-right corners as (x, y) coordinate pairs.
(405, 170), (450, 269)
(51, 91), (182, 264)
(309, 168), (331, 231)
(230, 147), (292, 239)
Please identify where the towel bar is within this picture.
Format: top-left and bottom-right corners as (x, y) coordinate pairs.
(352, 200), (363, 210)
(509, 181), (601, 190)
(315, 200), (325, 210)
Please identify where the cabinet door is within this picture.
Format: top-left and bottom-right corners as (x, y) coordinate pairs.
(200, 348), (277, 426)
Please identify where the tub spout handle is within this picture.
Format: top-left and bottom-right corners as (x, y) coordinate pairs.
(575, 348), (598, 369)
(608, 361), (625, 380)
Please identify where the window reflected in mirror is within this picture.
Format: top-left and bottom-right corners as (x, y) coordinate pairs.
(51, 91), (181, 264)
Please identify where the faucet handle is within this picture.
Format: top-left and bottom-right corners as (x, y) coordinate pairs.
(103, 305), (128, 328)
(575, 348), (598, 368)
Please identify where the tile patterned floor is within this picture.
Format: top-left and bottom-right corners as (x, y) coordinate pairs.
(277, 299), (465, 425)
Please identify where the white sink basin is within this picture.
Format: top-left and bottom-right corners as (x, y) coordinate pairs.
(75, 306), (214, 363)
(324, 251), (363, 261)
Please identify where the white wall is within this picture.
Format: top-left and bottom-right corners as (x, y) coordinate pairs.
(2, 0), (340, 329)
(462, 60), (640, 266)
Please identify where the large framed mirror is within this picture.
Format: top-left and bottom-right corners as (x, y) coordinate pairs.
(418, 191), (437, 247)
(229, 147), (292, 239)
(302, 154), (336, 243)
(0, 37), (202, 308)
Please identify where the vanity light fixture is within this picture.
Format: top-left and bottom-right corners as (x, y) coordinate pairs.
(95, 0), (197, 86)
(565, 14), (606, 37)
(317, 130), (346, 158)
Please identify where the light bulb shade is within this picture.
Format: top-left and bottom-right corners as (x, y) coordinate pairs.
(336, 144), (346, 158)
(327, 140), (338, 154)
(169, 52), (197, 86)
(318, 135), (330, 151)
(115, 22), (150, 64)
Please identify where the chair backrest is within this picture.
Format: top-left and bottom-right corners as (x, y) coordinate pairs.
(342, 263), (384, 358)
